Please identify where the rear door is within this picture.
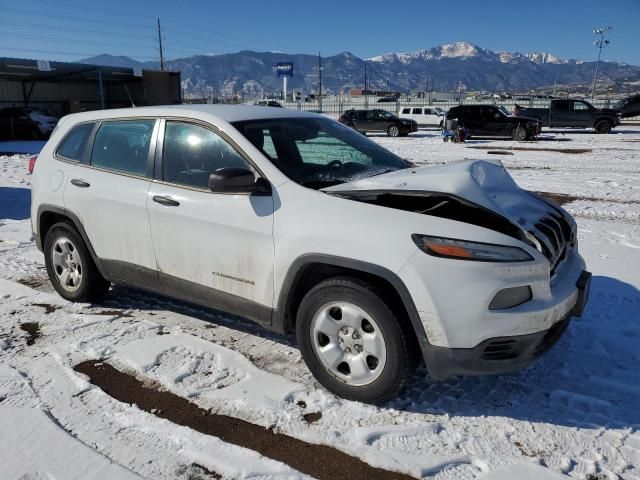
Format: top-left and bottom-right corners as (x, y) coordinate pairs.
(461, 107), (484, 134)
(62, 118), (160, 287)
(411, 107), (423, 125)
(146, 119), (275, 319)
(550, 100), (572, 127)
(352, 110), (369, 131)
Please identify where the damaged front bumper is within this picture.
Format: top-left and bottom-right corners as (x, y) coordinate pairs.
(424, 270), (591, 380)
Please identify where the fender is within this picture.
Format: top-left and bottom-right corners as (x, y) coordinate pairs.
(273, 253), (435, 365)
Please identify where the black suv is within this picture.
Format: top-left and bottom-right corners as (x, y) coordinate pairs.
(339, 109), (418, 137)
(613, 94), (640, 119)
(446, 105), (540, 141)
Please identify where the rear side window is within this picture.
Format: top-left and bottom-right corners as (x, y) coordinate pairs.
(56, 123), (94, 161)
(412, 108), (422, 114)
(90, 119), (155, 176)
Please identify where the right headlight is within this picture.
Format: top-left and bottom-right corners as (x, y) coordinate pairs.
(412, 234), (533, 262)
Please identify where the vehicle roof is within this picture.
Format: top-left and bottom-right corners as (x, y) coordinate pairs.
(59, 104), (320, 125)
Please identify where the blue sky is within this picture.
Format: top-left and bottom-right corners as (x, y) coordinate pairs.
(0, 0), (638, 65)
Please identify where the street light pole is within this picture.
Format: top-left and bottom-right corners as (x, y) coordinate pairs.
(591, 26), (611, 99)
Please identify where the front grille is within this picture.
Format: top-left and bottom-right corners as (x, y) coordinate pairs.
(530, 212), (572, 276)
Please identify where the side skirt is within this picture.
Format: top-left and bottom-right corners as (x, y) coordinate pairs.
(101, 259), (274, 330)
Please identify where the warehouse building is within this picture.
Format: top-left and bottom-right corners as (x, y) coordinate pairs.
(0, 57), (181, 116)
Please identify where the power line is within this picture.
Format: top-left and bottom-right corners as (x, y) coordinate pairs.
(0, 19), (156, 41)
(0, 32), (156, 51)
(0, 46), (157, 60)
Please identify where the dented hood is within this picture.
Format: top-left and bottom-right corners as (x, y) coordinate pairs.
(322, 159), (573, 246)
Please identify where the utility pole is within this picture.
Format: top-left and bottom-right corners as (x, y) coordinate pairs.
(591, 26), (611, 99)
(318, 51), (322, 111)
(157, 18), (164, 71)
(363, 62), (368, 108)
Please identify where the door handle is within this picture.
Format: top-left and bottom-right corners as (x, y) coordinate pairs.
(71, 179), (90, 188)
(153, 195), (180, 207)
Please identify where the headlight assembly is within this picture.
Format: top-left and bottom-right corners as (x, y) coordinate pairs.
(412, 234), (533, 262)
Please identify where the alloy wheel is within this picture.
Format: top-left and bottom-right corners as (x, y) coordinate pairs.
(51, 236), (83, 292)
(310, 301), (387, 386)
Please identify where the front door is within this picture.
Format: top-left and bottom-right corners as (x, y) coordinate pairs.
(146, 120), (275, 321)
(63, 118), (160, 286)
(571, 101), (593, 128)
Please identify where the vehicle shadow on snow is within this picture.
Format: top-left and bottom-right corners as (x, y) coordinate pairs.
(393, 275), (640, 429)
(97, 276), (639, 429)
(0, 186), (31, 220)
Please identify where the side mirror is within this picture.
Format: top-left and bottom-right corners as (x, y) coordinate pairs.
(208, 167), (271, 195)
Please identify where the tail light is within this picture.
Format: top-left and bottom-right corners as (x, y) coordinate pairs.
(28, 155), (37, 174)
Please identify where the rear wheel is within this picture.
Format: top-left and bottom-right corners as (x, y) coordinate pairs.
(511, 125), (528, 141)
(296, 277), (412, 403)
(594, 119), (612, 134)
(387, 125), (400, 137)
(44, 223), (110, 302)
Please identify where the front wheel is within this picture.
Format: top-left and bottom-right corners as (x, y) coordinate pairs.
(44, 223), (110, 302)
(594, 119), (612, 134)
(387, 125), (400, 137)
(296, 277), (412, 404)
(511, 125), (528, 141)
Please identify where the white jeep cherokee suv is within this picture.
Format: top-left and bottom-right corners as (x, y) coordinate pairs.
(31, 105), (591, 403)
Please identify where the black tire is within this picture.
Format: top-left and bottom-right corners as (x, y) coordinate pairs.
(296, 277), (412, 404)
(594, 119), (612, 134)
(44, 222), (110, 302)
(387, 124), (400, 137)
(511, 125), (528, 141)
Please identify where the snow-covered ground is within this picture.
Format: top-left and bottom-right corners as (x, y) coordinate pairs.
(1, 128), (639, 480)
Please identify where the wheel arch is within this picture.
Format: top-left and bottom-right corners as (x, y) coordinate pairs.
(36, 204), (107, 276)
(594, 117), (613, 130)
(273, 254), (432, 363)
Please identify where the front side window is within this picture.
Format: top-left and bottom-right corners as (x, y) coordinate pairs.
(162, 121), (250, 189)
(402, 108), (411, 114)
(573, 102), (589, 111)
(56, 122), (94, 161)
(91, 119), (155, 176)
(233, 117), (410, 189)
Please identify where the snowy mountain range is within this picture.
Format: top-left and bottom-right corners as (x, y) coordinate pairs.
(80, 42), (640, 96)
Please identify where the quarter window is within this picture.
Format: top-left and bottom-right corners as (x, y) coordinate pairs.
(90, 120), (155, 176)
(56, 122), (94, 161)
(162, 121), (250, 189)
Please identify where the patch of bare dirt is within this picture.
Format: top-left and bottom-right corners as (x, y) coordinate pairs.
(74, 361), (415, 480)
(468, 146), (591, 154)
(31, 303), (62, 314)
(536, 191), (640, 207)
(486, 150), (514, 155)
(303, 412), (322, 424)
(20, 322), (40, 346)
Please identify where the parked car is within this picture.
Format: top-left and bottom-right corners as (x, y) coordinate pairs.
(0, 107), (59, 140)
(31, 105), (590, 403)
(446, 105), (541, 140)
(254, 100), (283, 108)
(519, 99), (621, 133)
(612, 94), (640, 119)
(399, 106), (445, 127)
(338, 109), (418, 136)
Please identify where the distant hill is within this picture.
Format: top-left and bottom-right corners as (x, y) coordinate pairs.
(79, 43), (640, 97)
(79, 54), (158, 70)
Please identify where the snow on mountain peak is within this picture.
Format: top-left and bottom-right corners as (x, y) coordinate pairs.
(526, 52), (568, 64)
(439, 41), (481, 58)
